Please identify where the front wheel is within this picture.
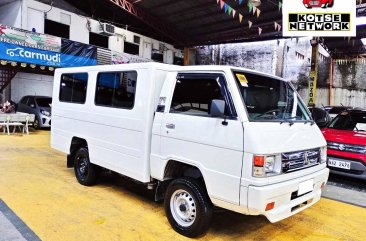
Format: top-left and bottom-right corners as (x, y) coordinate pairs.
(74, 147), (98, 186)
(33, 117), (39, 129)
(164, 178), (212, 238)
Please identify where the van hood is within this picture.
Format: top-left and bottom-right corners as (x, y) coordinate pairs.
(243, 122), (326, 154)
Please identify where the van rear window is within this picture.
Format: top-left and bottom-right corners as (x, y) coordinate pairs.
(95, 71), (137, 109)
(60, 73), (88, 104)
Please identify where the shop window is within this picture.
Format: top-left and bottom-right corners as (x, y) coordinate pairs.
(89, 32), (109, 49)
(95, 71), (137, 109)
(59, 73), (88, 104)
(45, 19), (69, 39)
(124, 42), (139, 55)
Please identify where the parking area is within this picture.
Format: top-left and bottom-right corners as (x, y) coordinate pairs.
(0, 131), (365, 241)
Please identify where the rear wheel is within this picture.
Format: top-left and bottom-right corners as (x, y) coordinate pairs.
(74, 147), (98, 186)
(164, 177), (212, 238)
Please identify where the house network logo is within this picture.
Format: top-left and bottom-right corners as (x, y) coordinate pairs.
(288, 0), (351, 32)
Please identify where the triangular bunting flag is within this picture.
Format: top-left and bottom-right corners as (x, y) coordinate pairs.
(253, 6), (257, 15)
(239, 13), (243, 23)
(278, 24), (282, 31)
(217, 0), (219, 4)
(279, 1), (282, 11)
(232, 9), (236, 18)
(257, 8), (261, 18)
(228, 6), (233, 15)
(224, 3), (228, 13)
(274, 22), (278, 30)
(248, 20), (253, 28)
(258, 27), (263, 35)
(248, 1), (253, 13)
(220, 0), (225, 9)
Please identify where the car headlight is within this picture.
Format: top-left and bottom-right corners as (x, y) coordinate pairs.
(41, 109), (51, 117)
(320, 146), (327, 164)
(253, 154), (282, 177)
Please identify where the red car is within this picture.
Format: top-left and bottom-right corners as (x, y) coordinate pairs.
(303, 0), (334, 8)
(322, 110), (366, 180)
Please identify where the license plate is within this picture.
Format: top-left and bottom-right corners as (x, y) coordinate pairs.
(298, 179), (314, 196)
(328, 159), (351, 170)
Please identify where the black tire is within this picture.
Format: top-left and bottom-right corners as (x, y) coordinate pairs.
(33, 117), (39, 129)
(74, 147), (98, 186)
(164, 177), (213, 238)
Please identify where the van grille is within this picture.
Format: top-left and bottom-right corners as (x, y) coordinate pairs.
(282, 149), (320, 173)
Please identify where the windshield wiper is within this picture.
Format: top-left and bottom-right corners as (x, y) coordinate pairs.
(280, 116), (296, 126)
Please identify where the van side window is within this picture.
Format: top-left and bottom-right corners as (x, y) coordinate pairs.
(95, 71), (137, 109)
(170, 74), (235, 117)
(60, 73), (88, 104)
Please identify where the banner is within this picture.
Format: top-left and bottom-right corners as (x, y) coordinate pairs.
(0, 25), (61, 52)
(61, 39), (97, 59)
(0, 42), (96, 67)
(111, 51), (150, 64)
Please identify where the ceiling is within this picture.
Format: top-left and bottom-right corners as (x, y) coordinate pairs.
(62, 0), (283, 47)
(60, 0), (366, 58)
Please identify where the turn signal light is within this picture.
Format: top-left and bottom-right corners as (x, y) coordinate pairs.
(265, 202), (275, 211)
(254, 155), (265, 167)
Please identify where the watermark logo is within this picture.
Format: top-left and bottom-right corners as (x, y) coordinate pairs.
(283, 0), (356, 37)
(5, 47), (61, 64)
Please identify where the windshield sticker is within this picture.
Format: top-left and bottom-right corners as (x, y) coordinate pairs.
(236, 74), (248, 87)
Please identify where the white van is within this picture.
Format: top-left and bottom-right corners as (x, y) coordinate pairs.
(51, 63), (329, 237)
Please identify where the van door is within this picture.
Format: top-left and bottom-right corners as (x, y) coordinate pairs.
(160, 73), (244, 205)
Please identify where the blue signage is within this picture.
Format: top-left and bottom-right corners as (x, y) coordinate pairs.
(0, 42), (97, 67)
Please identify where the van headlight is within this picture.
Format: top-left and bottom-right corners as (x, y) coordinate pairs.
(253, 154), (282, 177)
(320, 146), (327, 164)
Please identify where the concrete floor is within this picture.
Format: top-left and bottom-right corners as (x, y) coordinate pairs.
(0, 131), (365, 241)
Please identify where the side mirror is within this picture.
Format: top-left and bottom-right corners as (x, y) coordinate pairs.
(311, 107), (331, 128)
(210, 99), (226, 118)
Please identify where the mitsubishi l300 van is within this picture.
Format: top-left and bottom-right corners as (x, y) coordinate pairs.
(51, 63), (329, 237)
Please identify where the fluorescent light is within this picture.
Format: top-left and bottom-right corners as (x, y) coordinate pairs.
(362, 38), (366, 45)
(356, 17), (366, 26)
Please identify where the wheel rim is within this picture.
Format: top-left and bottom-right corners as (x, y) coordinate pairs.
(76, 156), (88, 179)
(170, 189), (197, 227)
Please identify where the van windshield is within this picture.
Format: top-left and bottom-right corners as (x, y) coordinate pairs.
(233, 71), (311, 122)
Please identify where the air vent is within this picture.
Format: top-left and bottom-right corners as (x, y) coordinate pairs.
(97, 48), (112, 65)
(133, 35), (141, 44)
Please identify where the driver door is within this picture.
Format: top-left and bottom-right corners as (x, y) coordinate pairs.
(160, 72), (244, 204)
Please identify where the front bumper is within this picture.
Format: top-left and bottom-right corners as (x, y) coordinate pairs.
(328, 156), (366, 180)
(247, 168), (329, 223)
(39, 114), (51, 127)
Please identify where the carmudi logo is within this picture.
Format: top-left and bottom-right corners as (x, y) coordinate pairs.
(303, 0), (334, 9)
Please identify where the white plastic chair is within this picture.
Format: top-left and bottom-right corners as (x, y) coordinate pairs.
(23, 114), (35, 135)
(0, 115), (7, 134)
(7, 115), (24, 134)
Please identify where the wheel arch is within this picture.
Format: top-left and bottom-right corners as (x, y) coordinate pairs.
(67, 137), (88, 168)
(155, 159), (210, 202)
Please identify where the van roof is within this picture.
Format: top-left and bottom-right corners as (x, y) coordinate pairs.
(55, 62), (286, 82)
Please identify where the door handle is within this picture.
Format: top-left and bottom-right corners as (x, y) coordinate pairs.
(166, 123), (175, 129)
